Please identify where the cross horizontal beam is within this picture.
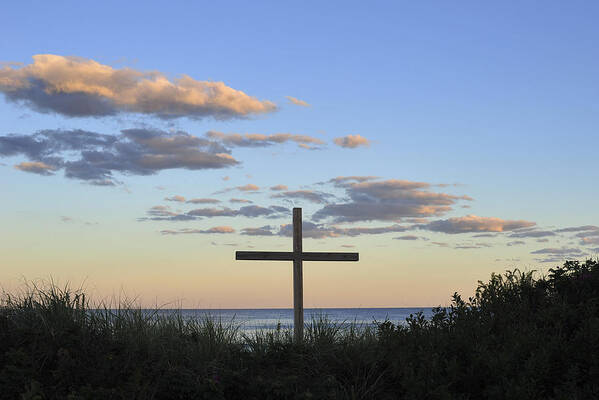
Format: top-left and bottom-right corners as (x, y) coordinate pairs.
(235, 208), (360, 342)
(236, 251), (359, 262)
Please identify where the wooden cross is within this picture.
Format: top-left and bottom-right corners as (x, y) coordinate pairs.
(236, 207), (359, 341)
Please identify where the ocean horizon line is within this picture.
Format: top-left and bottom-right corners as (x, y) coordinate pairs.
(95, 306), (436, 311)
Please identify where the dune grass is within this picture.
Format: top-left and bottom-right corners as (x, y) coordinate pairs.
(1, 259), (598, 399)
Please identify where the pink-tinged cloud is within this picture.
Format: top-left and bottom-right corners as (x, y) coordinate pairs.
(278, 222), (407, 238)
(313, 178), (472, 223)
(230, 198), (252, 204)
(314, 203), (452, 222)
(348, 179), (469, 202)
(237, 184), (260, 192)
(285, 96), (310, 107)
(14, 161), (57, 175)
(160, 226), (235, 235)
(298, 143), (319, 150)
(0, 54), (276, 119)
(421, 215), (536, 234)
(205, 226), (235, 233)
(333, 134), (371, 148)
(270, 184), (288, 191)
(165, 195), (186, 202)
(206, 131), (324, 148)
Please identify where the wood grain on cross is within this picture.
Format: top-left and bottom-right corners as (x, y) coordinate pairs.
(236, 207), (359, 341)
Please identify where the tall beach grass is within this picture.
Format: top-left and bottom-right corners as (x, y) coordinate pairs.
(1, 259), (598, 399)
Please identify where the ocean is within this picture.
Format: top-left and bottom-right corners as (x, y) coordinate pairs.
(149, 308), (435, 333)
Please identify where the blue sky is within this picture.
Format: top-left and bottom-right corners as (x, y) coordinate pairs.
(1, 1), (598, 307)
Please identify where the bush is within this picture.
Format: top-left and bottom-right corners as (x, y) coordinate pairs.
(1, 259), (598, 399)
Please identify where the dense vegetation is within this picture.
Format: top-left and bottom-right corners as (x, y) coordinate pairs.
(1, 259), (598, 399)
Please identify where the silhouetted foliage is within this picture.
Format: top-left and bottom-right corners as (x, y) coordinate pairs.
(1, 259), (598, 399)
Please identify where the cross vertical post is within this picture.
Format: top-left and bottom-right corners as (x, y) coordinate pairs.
(293, 208), (303, 342)
(235, 207), (359, 342)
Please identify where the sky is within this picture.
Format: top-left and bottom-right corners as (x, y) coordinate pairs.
(1, 1), (598, 308)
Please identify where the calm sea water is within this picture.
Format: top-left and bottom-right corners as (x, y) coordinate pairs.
(148, 308), (435, 333)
